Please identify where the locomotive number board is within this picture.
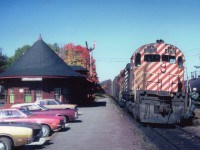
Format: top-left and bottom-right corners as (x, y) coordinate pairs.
(144, 45), (157, 53)
(165, 46), (176, 54)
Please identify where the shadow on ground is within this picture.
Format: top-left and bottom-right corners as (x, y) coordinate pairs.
(79, 101), (107, 108)
(72, 120), (82, 123)
(16, 140), (54, 150)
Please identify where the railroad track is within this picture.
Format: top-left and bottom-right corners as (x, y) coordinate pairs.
(110, 97), (200, 150)
(146, 124), (200, 150)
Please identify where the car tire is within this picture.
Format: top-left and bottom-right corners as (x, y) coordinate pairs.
(41, 124), (50, 137)
(63, 116), (69, 123)
(0, 137), (13, 150)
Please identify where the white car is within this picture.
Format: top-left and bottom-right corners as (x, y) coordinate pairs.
(35, 99), (82, 115)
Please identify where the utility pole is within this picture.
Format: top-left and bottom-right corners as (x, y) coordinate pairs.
(85, 41), (96, 77)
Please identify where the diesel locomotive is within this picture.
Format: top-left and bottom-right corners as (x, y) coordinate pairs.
(113, 40), (189, 124)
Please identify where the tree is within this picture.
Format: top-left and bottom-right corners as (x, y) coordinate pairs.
(100, 79), (112, 95)
(48, 43), (60, 54)
(62, 43), (99, 83)
(5, 45), (30, 69)
(0, 48), (8, 72)
(4, 43), (60, 70)
(62, 43), (89, 68)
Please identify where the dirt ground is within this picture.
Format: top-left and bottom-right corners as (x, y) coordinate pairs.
(193, 108), (200, 124)
(183, 109), (200, 136)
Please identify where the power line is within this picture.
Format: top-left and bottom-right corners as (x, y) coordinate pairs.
(95, 57), (129, 60)
(96, 60), (129, 62)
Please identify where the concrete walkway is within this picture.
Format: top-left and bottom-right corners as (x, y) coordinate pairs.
(27, 97), (146, 150)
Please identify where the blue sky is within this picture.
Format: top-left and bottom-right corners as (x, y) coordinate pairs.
(0, 0), (200, 82)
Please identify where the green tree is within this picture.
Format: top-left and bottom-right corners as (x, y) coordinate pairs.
(4, 43), (60, 70)
(5, 45), (30, 69)
(48, 43), (60, 54)
(0, 48), (8, 72)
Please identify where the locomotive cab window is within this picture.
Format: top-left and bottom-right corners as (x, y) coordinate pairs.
(135, 53), (141, 66)
(178, 56), (183, 68)
(144, 54), (160, 62)
(162, 55), (176, 64)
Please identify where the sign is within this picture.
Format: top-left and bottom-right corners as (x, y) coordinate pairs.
(165, 46), (176, 54)
(22, 78), (42, 81)
(144, 45), (157, 53)
(19, 89), (24, 93)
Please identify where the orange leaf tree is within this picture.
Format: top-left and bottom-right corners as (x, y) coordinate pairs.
(62, 43), (99, 83)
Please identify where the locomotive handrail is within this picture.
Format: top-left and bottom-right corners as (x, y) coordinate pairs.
(187, 80), (192, 115)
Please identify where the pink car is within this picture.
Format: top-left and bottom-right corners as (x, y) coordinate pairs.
(0, 108), (65, 137)
(12, 103), (78, 123)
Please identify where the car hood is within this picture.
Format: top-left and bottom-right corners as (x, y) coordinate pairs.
(0, 122), (42, 130)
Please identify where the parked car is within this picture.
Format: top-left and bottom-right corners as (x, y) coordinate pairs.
(0, 122), (43, 149)
(35, 99), (82, 115)
(0, 108), (65, 137)
(11, 103), (78, 123)
(35, 99), (77, 109)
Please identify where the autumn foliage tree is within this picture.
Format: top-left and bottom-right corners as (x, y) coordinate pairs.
(62, 43), (99, 83)
(100, 79), (112, 95)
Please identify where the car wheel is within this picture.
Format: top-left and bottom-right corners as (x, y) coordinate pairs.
(41, 125), (51, 137)
(0, 137), (13, 150)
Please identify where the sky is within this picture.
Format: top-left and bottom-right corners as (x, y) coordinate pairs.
(0, 0), (200, 82)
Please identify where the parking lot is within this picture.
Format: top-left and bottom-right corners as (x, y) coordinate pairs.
(23, 97), (146, 150)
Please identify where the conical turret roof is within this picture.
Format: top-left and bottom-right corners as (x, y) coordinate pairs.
(0, 38), (82, 78)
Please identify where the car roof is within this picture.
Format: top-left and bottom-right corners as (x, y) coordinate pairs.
(36, 99), (54, 101)
(0, 108), (18, 111)
(11, 103), (37, 108)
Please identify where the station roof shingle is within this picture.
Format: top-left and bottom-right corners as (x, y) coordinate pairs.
(71, 65), (88, 72)
(0, 38), (82, 78)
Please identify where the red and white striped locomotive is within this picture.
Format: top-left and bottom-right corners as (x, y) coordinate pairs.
(113, 40), (188, 124)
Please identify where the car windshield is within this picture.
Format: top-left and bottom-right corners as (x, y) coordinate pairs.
(38, 104), (49, 110)
(162, 55), (176, 64)
(144, 54), (160, 62)
(1, 109), (26, 118)
(54, 99), (62, 104)
(19, 108), (33, 116)
(25, 105), (42, 111)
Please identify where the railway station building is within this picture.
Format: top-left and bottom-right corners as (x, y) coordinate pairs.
(0, 37), (93, 108)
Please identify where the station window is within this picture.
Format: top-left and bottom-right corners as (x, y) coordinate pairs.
(54, 88), (61, 100)
(62, 88), (69, 102)
(24, 89), (32, 103)
(162, 55), (176, 64)
(47, 100), (57, 105)
(144, 54), (160, 62)
(178, 56), (183, 68)
(135, 53), (141, 66)
(35, 89), (42, 101)
(9, 89), (14, 103)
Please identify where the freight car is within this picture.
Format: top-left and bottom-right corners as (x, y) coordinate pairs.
(113, 40), (189, 124)
(189, 71), (200, 93)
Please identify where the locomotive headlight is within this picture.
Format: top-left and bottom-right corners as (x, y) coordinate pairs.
(170, 93), (174, 97)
